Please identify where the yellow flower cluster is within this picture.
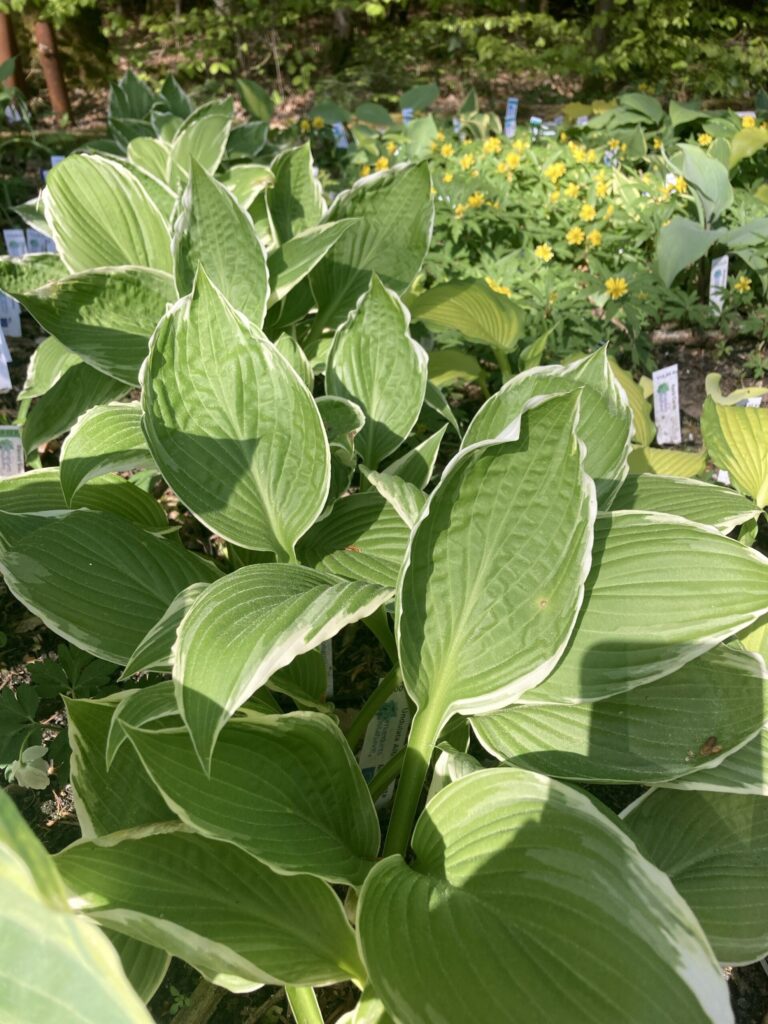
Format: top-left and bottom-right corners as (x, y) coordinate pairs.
(459, 153), (475, 171)
(734, 274), (751, 293)
(534, 243), (554, 262)
(605, 276), (629, 300)
(375, 156), (389, 172)
(483, 136), (503, 155)
(580, 203), (597, 222)
(544, 161), (567, 183)
(468, 191), (485, 208)
(698, 132), (713, 146)
(566, 225), (585, 245)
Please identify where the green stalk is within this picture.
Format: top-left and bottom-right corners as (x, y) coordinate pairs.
(492, 346), (512, 383)
(344, 665), (400, 751)
(285, 986), (324, 1024)
(382, 708), (439, 857)
(363, 604), (398, 664)
(368, 747), (406, 801)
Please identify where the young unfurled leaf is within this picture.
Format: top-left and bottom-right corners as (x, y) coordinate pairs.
(173, 161), (268, 327)
(326, 275), (428, 468)
(125, 711), (379, 885)
(168, 99), (233, 186)
(523, 511), (768, 705)
(44, 155), (172, 273)
(60, 402), (155, 504)
(474, 644), (768, 783)
(625, 789), (768, 964)
(359, 769), (731, 1024)
(142, 272), (329, 557)
(463, 347), (632, 507)
(0, 510), (219, 663)
(174, 563), (391, 768)
(57, 828), (364, 989)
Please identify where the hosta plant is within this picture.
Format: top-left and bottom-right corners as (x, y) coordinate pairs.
(1, 145), (768, 1024)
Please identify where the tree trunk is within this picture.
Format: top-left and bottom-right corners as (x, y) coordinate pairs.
(591, 0), (613, 54)
(0, 13), (27, 95)
(34, 19), (72, 120)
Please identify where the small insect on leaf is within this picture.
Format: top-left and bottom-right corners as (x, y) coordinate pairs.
(698, 735), (722, 756)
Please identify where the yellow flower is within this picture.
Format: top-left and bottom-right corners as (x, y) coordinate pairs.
(386, 140), (397, 154)
(734, 274), (751, 293)
(675, 175), (687, 194)
(299, 118), (311, 132)
(483, 136), (502, 155)
(607, 138), (621, 149)
(605, 203), (615, 219)
(569, 141), (587, 162)
(580, 202), (597, 222)
(441, 143), (455, 158)
(742, 115), (756, 128)
(468, 191), (485, 208)
(459, 153), (475, 171)
(653, 136), (663, 150)
(430, 141), (439, 152)
(564, 182), (580, 199)
(496, 161), (508, 174)
(311, 116), (325, 129)
(605, 276), (629, 300)
(566, 225), (585, 245)
(485, 275), (512, 297)
(462, 138), (473, 146)
(360, 164), (371, 177)
(454, 203), (466, 218)
(435, 130), (446, 141)
(587, 228), (602, 247)
(513, 138), (526, 153)
(549, 189), (561, 203)
(375, 156), (390, 172)
(586, 148), (597, 163)
(534, 242), (554, 262)
(505, 152), (521, 170)
(559, 130), (568, 142)
(596, 179), (610, 198)
(620, 142), (627, 154)
(544, 160), (566, 183)
(443, 172), (454, 183)
(470, 169), (479, 177)
(698, 132), (713, 146)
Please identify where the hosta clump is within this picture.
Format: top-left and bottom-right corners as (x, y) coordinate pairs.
(1, 139), (768, 1024)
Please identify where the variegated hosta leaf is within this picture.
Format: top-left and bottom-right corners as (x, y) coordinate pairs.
(326, 275), (428, 469)
(0, 509), (219, 663)
(309, 163), (434, 337)
(361, 467), (426, 528)
(17, 267), (176, 384)
(627, 445), (707, 477)
(522, 511), (768, 705)
(382, 424), (447, 488)
(705, 372), (768, 406)
(610, 473), (760, 532)
(397, 393), (595, 738)
(0, 793), (153, 1024)
(359, 769), (732, 1024)
(124, 711), (379, 885)
(174, 563), (391, 767)
(658, 726), (768, 795)
(56, 828), (364, 989)
(18, 335), (80, 400)
(0, 468), (166, 532)
(275, 334), (315, 390)
(141, 271), (330, 557)
(126, 136), (171, 181)
(106, 683), (182, 767)
(298, 491), (411, 588)
(60, 402), (155, 504)
(120, 582), (210, 679)
(168, 99), (233, 187)
(267, 220), (354, 306)
(66, 696), (175, 838)
(701, 397), (768, 506)
(172, 160), (268, 327)
(44, 154), (172, 273)
(267, 142), (326, 243)
(0, 252), (66, 293)
(218, 163), (273, 209)
(106, 932), (169, 1004)
(473, 644), (767, 783)
(462, 347), (631, 507)
(409, 278), (524, 353)
(624, 789), (768, 965)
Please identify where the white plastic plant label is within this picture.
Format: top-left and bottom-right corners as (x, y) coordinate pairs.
(0, 425), (24, 477)
(0, 325), (11, 362)
(358, 684), (411, 807)
(0, 357), (10, 395)
(25, 228), (52, 254)
(709, 255), (729, 310)
(652, 364), (682, 445)
(714, 468), (731, 486)
(0, 293), (21, 337)
(504, 97), (519, 138)
(331, 122), (348, 149)
(3, 228), (27, 258)
(401, 106), (414, 125)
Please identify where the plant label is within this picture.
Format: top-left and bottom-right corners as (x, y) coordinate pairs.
(0, 324), (11, 362)
(3, 228), (27, 258)
(358, 684), (411, 807)
(25, 228), (52, 254)
(714, 468), (731, 486)
(0, 293), (21, 337)
(576, 115), (590, 126)
(0, 424), (24, 476)
(709, 255), (729, 311)
(0, 356), (10, 396)
(652, 364), (682, 445)
(401, 107), (414, 125)
(529, 115), (543, 141)
(331, 122), (349, 149)
(504, 97), (519, 138)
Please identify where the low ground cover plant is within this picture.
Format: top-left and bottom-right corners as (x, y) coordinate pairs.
(1, 83), (768, 1023)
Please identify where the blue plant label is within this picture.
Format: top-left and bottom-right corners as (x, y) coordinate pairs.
(331, 122), (349, 149)
(25, 228), (53, 254)
(0, 293), (21, 337)
(3, 228), (27, 258)
(504, 96), (519, 138)
(401, 106), (414, 125)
